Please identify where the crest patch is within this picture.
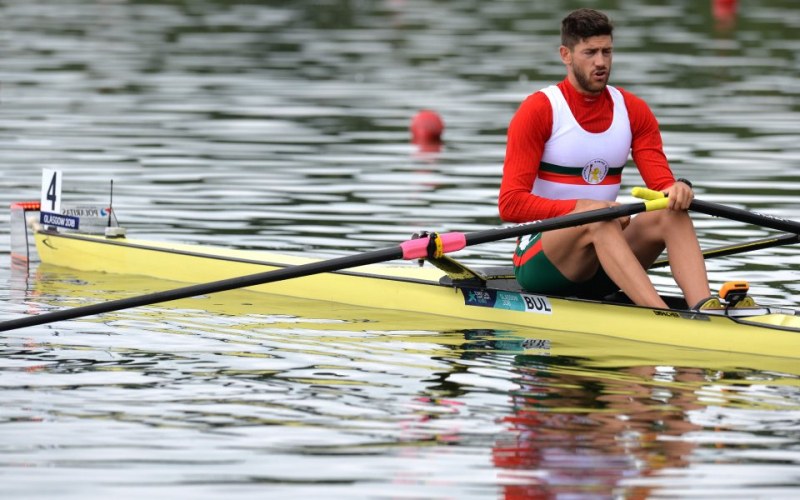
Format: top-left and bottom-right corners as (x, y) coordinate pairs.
(582, 159), (610, 184)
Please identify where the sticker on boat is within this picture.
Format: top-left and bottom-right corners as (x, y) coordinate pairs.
(462, 288), (552, 315)
(40, 212), (80, 230)
(61, 206), (111, 218)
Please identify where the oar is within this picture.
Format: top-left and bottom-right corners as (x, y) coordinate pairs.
(632, 186), (800, 268)
(0, 196), (668, 332)
(632, 187), (800, 234)
(650, 233), (800, 269)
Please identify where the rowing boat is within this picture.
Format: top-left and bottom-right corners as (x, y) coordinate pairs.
(26, 265), (800, 377)
(10, 204), (799, 361)
(6, 169), (800, 364)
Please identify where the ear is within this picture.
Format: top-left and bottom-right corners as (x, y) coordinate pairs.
(559, 45), (571, 65)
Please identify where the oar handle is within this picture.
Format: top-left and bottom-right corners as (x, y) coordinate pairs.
(631, 187), (666, 201)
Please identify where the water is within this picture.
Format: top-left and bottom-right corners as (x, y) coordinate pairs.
(1, 0), (800, 498)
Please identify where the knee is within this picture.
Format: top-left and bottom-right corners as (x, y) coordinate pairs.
(585, 219), (624, 239)
(643, 209), (693, 236)
(661, 209), (693, 227)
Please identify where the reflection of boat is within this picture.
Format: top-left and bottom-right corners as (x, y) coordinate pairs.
(12, 192), (798, 365)
(30, 266), (800, 377)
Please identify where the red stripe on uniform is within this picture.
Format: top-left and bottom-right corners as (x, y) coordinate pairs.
(513, 239), (543, 267)
(537, 171), (622, 185)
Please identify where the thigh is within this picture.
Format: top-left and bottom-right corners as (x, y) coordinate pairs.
(540, 224), (600, 282)
(514, 233), (577, 294)
(515, 228), (618, 298)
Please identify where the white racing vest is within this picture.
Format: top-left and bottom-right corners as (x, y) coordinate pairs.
(532, 84), (632, 201)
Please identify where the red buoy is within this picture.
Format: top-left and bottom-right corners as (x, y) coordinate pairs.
(713, 0), (737, 31)
(410, 110), (444, 144)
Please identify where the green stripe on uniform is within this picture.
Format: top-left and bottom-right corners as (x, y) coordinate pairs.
(540, 161), (624, 177)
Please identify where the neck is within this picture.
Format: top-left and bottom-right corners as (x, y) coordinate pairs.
(565, 77), (604, 103)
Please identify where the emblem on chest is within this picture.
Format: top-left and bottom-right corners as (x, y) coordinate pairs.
(582, 159), (610, 184)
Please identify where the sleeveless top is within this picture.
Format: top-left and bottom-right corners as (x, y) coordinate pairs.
(532, 84), (632, 201)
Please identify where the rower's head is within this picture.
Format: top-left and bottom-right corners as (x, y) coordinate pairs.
(559, 9), (614, 97)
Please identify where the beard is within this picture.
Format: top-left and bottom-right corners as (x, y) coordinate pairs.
(572, 63), (610, 95)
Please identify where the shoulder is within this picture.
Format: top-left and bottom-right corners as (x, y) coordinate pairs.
(518, 89), (554, 112)
(615, 86), (654, 115)
(507, 89), (554, 141)
(509, 90), (553, 126)
(615, 86), (659, 130)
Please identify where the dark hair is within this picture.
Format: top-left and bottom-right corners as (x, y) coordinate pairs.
(561, 9), (614, 49)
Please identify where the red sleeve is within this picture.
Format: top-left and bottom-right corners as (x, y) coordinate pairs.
(498, 92), (577, 223)
(620, 89), (675, 191)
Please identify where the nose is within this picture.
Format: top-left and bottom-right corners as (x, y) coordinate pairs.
(593, 52), (608, 67)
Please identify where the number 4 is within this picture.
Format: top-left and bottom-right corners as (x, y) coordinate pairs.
(41, 169), (62, 213)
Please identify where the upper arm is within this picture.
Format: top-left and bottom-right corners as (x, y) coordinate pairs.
(621, 89), (675, 191)
(499, 92), (577, 221)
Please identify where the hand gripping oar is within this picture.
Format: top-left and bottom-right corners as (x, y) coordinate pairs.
(0, 196), (668, 332)
(632, 187), (800, 234)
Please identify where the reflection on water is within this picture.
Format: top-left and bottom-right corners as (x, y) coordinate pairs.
(495, 359), (800, 498)
(2, 267), (799, 497)
(4, 294), (799, 497)
(1, 0), (799, 497)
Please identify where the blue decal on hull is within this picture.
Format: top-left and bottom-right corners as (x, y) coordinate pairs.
(461, 288), (553, 315)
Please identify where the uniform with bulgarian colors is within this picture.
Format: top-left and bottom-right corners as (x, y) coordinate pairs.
(499, 78), (676, 295)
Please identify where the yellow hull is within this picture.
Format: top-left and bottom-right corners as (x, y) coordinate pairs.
(33, 231), (800, 366)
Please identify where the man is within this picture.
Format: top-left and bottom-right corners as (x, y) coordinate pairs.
(498, 8), (712, 310)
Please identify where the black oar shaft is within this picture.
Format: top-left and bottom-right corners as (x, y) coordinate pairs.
(464, 202), (649, 246)
(0, 201), (658, 332)
(650, 233), (800, 269)
(0, 246), (402, 332)
(690, 199), (800, 234)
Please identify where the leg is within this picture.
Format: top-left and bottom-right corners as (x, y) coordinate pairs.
(542, 214), (669, 308)
(623, 209), (711, 307)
